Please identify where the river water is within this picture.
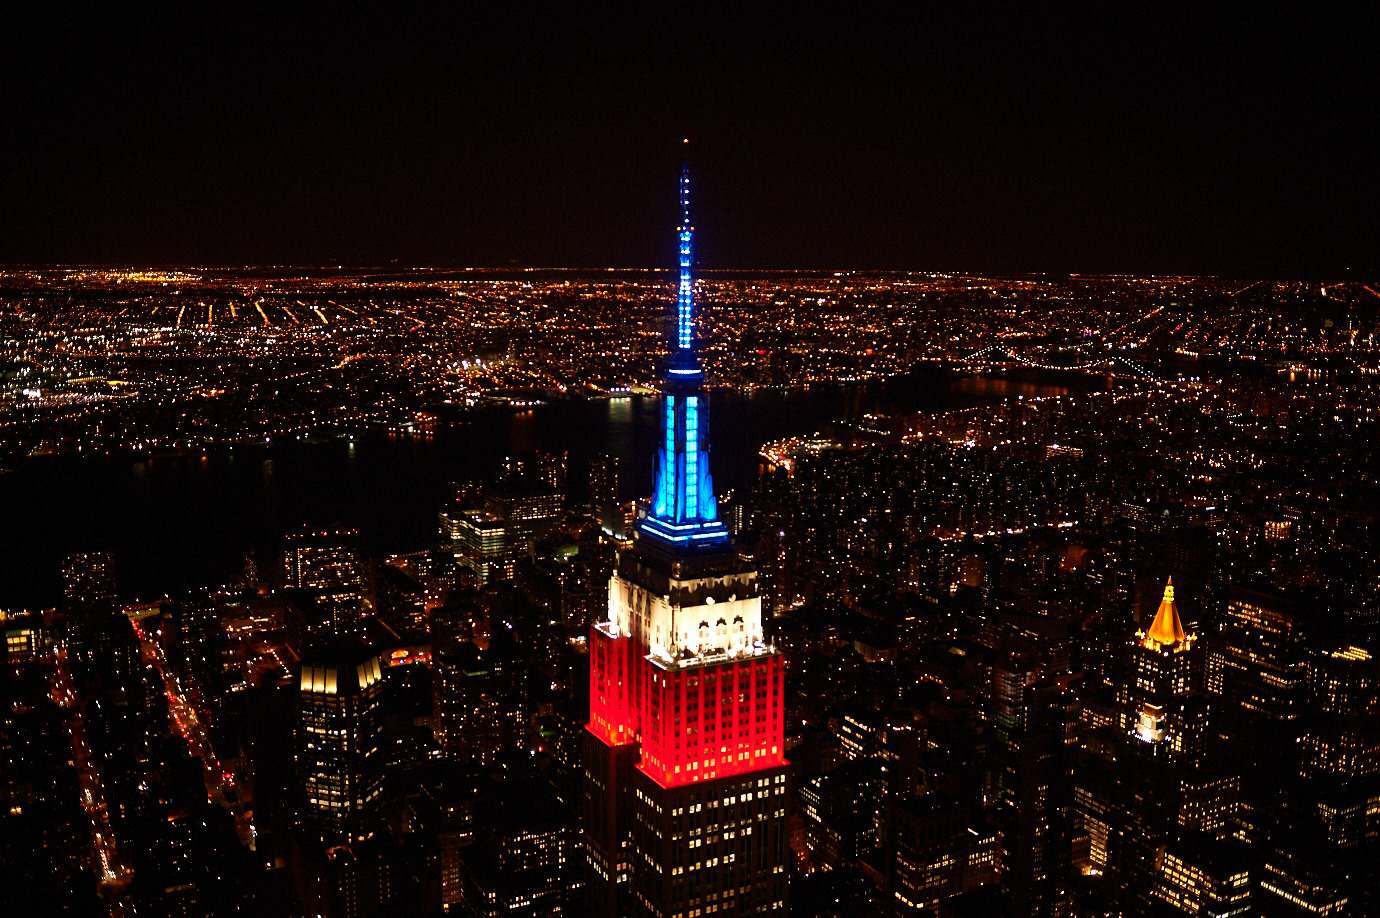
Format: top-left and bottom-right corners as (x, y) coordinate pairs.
(0, 370), (1078, 606)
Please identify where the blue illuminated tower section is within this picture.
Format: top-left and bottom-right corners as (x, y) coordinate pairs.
(638, 149), (730, 548)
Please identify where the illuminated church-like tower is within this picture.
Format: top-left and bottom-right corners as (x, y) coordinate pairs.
(1106, 577), (1219, 910)
(583, 145), (789, 916)
(1121, 578), (1202, 756)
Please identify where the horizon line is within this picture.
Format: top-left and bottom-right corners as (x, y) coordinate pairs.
(0, 263), (1373, 282)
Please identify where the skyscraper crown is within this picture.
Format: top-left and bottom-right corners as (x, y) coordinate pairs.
(1144, 577), (1189, 649)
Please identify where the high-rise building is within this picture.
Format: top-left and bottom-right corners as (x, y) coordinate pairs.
(433, 631), (529, 765)
(589, 453), (623, 536)
(61, 550), (116, 611)
(534, 449), (570, 493)
(1099, 578), (1240, 912)
(297, 641), (386, 843)
(1253, 643), (1379, 914)
(583, 150), (789, 916)
(485, 478), (563, 527)
(891, 795), (999, 915)
(439, 477), (561, 585)
(1118, 578), (1204, 759)
(459, 771), (584, 917)
(440, 507), (522, 584)
(61, 550), (119, 671)
(283, 529), (367, 638)
(374, 559), (427, 637)
(1206, 589), (1308, 728)
(1152, 837), (1252, 916)
(993, 668), (1079, 914)
(430, 586), (482, 657)
(2, 610), (40, 665)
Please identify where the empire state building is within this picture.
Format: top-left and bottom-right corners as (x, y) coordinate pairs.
(583, 147), (789, 917)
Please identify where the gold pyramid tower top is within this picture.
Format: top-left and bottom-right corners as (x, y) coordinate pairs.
(1143, 577), (1188, 649)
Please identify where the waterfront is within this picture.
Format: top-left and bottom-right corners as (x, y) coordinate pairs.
(0, 370), (1079, 606)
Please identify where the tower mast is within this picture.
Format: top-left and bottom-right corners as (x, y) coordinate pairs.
(675, 138), (695, 354)
(638, 139), (729, 547)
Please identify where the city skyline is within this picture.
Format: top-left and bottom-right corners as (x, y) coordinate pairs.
(4, 161), (1379, 914)
(5, 8), (1380, 917)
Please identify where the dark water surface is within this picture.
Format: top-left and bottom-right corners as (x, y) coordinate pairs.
(0, 370), (1077, 606)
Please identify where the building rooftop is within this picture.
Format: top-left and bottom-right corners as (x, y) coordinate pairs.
(1143, 577), (1188, 649)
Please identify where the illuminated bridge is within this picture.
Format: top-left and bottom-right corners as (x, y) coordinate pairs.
(957, 341), (1160, 377)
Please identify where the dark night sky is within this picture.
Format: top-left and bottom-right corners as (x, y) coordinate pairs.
(2, 5), (1376, 274)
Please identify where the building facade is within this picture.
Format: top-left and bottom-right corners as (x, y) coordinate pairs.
(298, 641), (386, 843)
(283, 529), (367, 638)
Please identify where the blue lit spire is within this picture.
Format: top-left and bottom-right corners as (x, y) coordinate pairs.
(639, 141), (730, 549)
(675, 160), (694, 352)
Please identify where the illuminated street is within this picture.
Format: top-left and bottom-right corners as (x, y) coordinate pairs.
(49, 646), (133, 912)
(131, 618), (256, 849)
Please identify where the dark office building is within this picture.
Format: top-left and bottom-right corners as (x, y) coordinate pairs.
(284, 529), (368, 638)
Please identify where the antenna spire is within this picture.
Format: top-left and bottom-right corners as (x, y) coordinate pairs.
(676, 141), (695, 352)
